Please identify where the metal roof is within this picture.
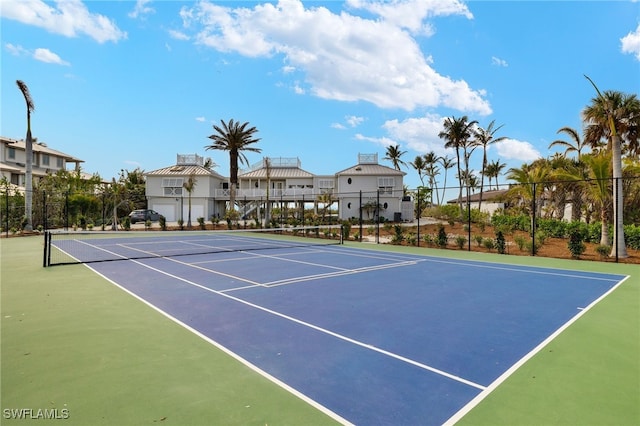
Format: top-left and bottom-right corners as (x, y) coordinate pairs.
(239, 167), (314, 179)
(335, 163), (406, 176)
(1, 137), (83, 163)
(145, 165), (225, 178)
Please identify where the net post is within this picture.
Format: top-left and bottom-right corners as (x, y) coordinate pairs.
(42, 231), (49, 267)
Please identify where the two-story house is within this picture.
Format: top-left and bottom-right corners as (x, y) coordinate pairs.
(145, 154), (227, 222)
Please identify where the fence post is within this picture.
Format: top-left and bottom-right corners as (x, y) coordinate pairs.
(42, 190), (47, 231)
(531, 182), (537, 256)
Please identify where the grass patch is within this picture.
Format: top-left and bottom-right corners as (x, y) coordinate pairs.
(1, 236), (337, 425)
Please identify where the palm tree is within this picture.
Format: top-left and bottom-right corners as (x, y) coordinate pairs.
(506, 161), (551, 232)
(205, 119), (261, 212)
(438, 155), (456, 205)
(423, 151), (440, 205)
(410, 155), (427, 187)
(16, 80), (35, 231)
(548, 126), (589, 161)
(484, 159), (506, 190)
(183, 173), (197, 228)
(583, 76), (640, 257)
(473, 120), (507, 212)
(383, 144), (407, 171)
(439, 116), (477, 216)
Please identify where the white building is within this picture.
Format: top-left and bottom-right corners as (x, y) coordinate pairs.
(144, 153), (409, 222)
(1, 136), (84, 189)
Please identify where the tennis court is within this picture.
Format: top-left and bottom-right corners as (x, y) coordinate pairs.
(43, 229), (628, 425)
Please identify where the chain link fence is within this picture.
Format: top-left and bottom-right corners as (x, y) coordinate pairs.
(2, 176), (639, 263)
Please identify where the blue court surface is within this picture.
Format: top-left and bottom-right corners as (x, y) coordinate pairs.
(58, 235), (626, 425)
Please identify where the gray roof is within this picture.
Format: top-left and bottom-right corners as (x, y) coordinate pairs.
(447, 189), (508, 204)
(1, 137), (83, 163)
(240, 167), (314, 179)
(335, 163), (406, 176)
(146, 164), (225, 179)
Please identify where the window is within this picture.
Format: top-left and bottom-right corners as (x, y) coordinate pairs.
(56, 157), (63, 168)
(8, 147), (15, 159)
(42, 154), (50, 166)
(162, 178), (184, 196)
(162, 178), (184, 187)
(378, 177), (395, 194)
(318, 179), (334, 189)
(164, 187), (183, 196)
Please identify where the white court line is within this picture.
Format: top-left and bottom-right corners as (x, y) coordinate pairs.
(125, 255), (487, 391)
(443, 274), (631, 425)
(260, 260), (419, 288)
(79, 262), (353, 426)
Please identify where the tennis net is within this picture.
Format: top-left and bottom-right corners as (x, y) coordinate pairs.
(43, 225), (343, 267)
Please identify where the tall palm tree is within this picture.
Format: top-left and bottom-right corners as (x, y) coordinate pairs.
(473, 120), (507, 212)
(439, 116), (477, 216)
(205, 119), (261, 212)
(583, 76), (640, 258)
(438, 155), (456, 205)
(383, 144), (407, 171)
(548, 126), (589, 161)
(410, 155), (427, 187)
(16, 80), (35, 231)
(183, 173), (197, 228)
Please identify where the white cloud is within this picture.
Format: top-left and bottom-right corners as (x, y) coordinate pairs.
(621, 23), (640, 61)
(346, 0), (472, 35)
(382, 113), (446, 154)
(354, 134), (397, 148)
(345, 115), (365, 127)
(331, 123), (346, 130)
(5, 43), (29, 56)
(195, 117), (206, 122)
(2, 0), (126, 43)
(5, 43), (70, 65)
(129, 0), (155, 19)
(169, 29), (190, 41)
(494, 139), (541, 163)
(491, 56), (508, 67)
(179, 0), (491, 114)
(33, 48), (70, 65)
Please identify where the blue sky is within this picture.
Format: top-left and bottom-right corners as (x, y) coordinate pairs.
(2, 0), (639, 191)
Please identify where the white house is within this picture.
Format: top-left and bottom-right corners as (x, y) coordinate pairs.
(335, 154), (408, 222)
(145, 154), (227, 222)
(144, 153), (408, 222)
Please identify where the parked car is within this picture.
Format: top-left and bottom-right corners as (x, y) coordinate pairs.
(129, 209), (163, 224)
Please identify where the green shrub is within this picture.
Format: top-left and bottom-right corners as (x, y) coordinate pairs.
(483, 238), (495, 251)
(624, 224), (640, 250)
(491, 213), (530, 232)
(595, 244), (610, 260)
(473, 235), (484, 247)
(159, 216), (167, 231)
(197, 217), (205, 230)
(436, 225), (448, 248)
(514, 235), (526, 251)
(423, 233), (434, 246)
(391, 224), (404, 244)
(495, 230), (506, 254)
(568, 228), (587, 259)
(455, 235), (467, 249)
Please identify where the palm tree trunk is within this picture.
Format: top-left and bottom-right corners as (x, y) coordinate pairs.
(455, 149), (463, 216)
(610, 134), (627, 257)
